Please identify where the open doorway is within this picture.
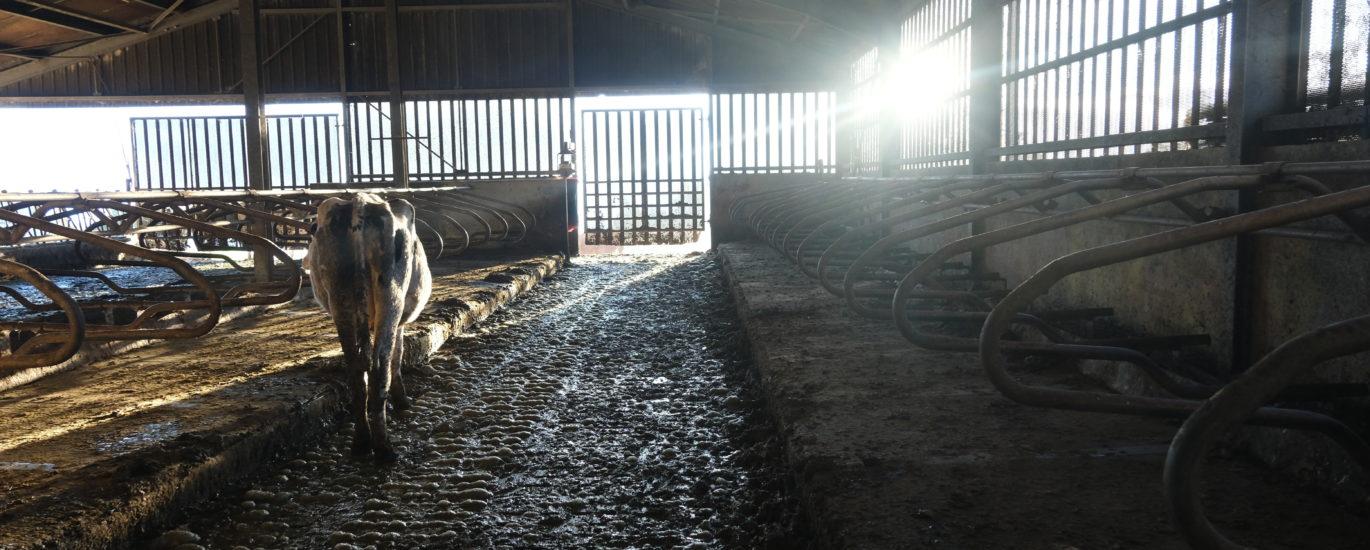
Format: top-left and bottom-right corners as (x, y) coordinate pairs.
(575, 94), (711, 255)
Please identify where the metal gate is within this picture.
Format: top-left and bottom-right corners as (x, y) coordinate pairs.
(580, 108), (707, 246)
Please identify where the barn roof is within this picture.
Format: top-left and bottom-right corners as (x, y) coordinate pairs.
(0, 0), (885, 101)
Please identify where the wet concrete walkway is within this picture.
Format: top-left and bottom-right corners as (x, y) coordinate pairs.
(143, 255), (801, 549)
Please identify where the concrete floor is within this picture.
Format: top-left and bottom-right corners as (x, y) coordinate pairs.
(0, 255), (561, 550)
(3, 246), (1367, 549)
(139, 255), (801, 549)
(717, 241), (1370, 549)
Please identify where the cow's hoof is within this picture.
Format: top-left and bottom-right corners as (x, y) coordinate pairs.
(373, 447), (399, 464)
(392, 396), (412, 412)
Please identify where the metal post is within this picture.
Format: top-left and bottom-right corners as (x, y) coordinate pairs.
(383, 0), (408, 188)
(877, 17), (900, 178)
(239, 0), (272, 281)
(564, 0), (575, 88)
(967, 0), (1004, 277)
(1226, 0), (1298, 372)
(336, 0), (352, 185)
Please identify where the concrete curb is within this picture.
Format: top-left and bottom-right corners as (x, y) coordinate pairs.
(714, 247), (836, 549)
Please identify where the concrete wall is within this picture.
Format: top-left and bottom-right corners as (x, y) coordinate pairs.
(710, 173), (827, 247)
(462, 178), (573, 256)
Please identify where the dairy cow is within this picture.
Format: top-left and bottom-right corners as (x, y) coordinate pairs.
(305, 193), (432, 462)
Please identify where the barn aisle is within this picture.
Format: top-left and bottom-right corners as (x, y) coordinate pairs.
(146, 255), (802, 549)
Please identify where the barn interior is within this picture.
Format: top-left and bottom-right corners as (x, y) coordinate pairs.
(0, 0), (1368, 548)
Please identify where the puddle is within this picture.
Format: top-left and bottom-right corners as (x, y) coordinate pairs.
(95, 421), (182, 454)
(0, 462), (56, 472)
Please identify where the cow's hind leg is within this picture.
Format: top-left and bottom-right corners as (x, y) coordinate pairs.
(337, 316), (372, 456)
(369, 318), (401, 463)
(389, 329), (412, 414)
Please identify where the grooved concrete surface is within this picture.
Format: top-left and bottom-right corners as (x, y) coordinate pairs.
(0, 255), (561, 550)
(717, 241), (1368, 549)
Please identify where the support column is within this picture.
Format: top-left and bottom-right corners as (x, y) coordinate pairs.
(564, 0), (575, 88)
(1225, 0), (1299, 372)
(239, 0), (272, 280)
(877, 18), (900, 178)
(336, 0), (352, 185)
(383, 0), (409, 188)
(967, 0), (1004, 276)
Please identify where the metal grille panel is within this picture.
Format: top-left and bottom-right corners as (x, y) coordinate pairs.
(848, 47), (883, 176)
(897, 0), (972, 170)
(1301, 0), (1370, 111)
(348, 96), (573, 183)
(998, 0), (1234, 160)
(711, 92), (838, 175)
(581, 108), (706, 246)
(131, 114), (340, 190)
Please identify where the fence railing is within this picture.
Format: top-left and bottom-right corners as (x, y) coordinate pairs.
(997, 0), (1234, 160)
(347, 96), (574, 183)
(131, 114), (341, 190)
(848, 0), (1370, 174)
(711, 92), (838, 175)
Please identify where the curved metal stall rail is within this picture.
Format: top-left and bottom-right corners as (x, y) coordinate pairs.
(0, 184), (545, 373)
(730, 160), (1370, 545)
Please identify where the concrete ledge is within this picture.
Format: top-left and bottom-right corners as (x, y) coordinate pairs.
(0, 254), (562, 550)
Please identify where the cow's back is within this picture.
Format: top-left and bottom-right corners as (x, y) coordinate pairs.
(307, 197), (367, 317)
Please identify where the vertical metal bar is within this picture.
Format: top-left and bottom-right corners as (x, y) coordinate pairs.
(239, 0), (272, 279)
(1134, 0), (1147, 151)
(230, 118), (242, 189)
(336, 0), (351, 184)
(1328, 0), (1347, 107)
(967, 0), (1003, 272)
(1227, 0), (1298, 372)
(692, 107), (701, 236)
(498, 99), (509, 177)
(484, 99), (494, 177)
(1294, 0), (1313, 109)
(1150, 0), (1162, 136)
(139, 119), (151, 190)
(1170, 0), (1182, 149)
(520, 97), (530, 176)
(290, 117), (301, 188)
(1191, 0), (1205, 141)
(639, 110), (650, 245)
(127, 119), (141, 191)
(1061, 0), (1074, 151)
(384, 0), (408, 187)
(1214, 1), (1229, 121)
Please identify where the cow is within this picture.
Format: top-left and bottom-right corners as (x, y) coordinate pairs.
(305, 193), (432, 462)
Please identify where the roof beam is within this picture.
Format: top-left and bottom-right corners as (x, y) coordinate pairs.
(584, 0), (845, 62)
(0, 0), (234, 89)
(147, 0), (185, 31)
(645, 3), (801, 26)
(0, 44), (38, 61)
(737, 0), (872, 48)
(130, 0), (180, 10)
(0, 0), (138, 35)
